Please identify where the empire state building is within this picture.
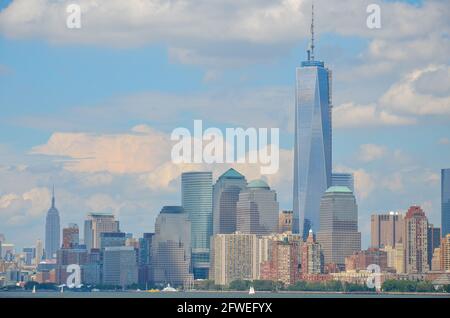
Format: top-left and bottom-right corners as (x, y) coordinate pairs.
(45, 186), (60, 259)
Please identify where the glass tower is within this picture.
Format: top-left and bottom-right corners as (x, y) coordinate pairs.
(182, 172), (213, 279)
(442, 169), (450, 237)
(293, 56), (332, 238)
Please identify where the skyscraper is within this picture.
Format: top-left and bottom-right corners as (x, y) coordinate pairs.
(152, 206), (193, 287)
(404, 206), (428, 273)
(45, 187), (60, 259)
(84, 212), (120, 250)
(213, 168), (247, 234)
(371, 212), (404, 248)
(331, 173), (354, 193)
(301, 229), (323, 275)
(427, 224), (441, 269)
(293, 4), (332, 238)
(442, 169), (450, 237)
(317, 186), (361, 269)
(181, 171), (213, 279)
(236, 179), (279, 236)
(102, 246), (138, 288)
(209, 233), (259, 286)
(35, 239), (43, 265)
(62, 223), (79, 249)
(278, 210), (293, 233)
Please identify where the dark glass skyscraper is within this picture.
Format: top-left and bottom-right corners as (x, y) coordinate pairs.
(293, 5), (332, 238)
(442, 169), (450, 238)
(45, 187), (60, 259)
(182, 172), (213, 279)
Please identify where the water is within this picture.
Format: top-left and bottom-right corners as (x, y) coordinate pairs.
(1, 291), (449, 298)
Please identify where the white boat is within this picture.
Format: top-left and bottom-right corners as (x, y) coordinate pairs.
(249, 286), (255, 295)
(162, 284), (178, 292)
(32, 286), (36, 294)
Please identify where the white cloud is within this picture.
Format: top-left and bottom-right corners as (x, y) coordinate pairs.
(358, 144), (387, 162)
(380, 65), (450, 116)
(438, 137), (450, 145)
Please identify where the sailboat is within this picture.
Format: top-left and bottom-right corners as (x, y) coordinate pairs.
(32, 285), (36, 294)
(249, 286), (255, 295)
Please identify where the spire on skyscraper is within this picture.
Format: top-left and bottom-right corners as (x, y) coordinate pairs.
(309, 0), (315, 61)
(51, 184), (55, 208)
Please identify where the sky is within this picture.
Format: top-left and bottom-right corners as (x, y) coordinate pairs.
(0, 0), (449, 250)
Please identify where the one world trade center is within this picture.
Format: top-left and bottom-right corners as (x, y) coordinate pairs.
(293, 2), (332, 239)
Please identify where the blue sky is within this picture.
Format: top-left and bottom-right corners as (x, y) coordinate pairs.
(0, 0), (449, 250)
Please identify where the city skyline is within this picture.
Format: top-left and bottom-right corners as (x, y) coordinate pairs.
(0, 0), (449, 253)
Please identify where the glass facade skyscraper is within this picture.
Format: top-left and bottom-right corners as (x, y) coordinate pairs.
(182, 172), (213, 279)
(213, 168), (247, 235)
(293, 58), (332, 238)
(332, 173), (354, 193)
(442, 169), (450, 238)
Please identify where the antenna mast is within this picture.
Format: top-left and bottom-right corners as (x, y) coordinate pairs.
(310, 0), (315, 61)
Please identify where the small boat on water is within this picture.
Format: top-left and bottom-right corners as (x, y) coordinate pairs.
(249, 286), (255, 295)
(32, 286), (36, 294)
(162, 284), (178, 292)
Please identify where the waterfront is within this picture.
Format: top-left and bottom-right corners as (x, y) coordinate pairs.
(1, 291), (449, 298)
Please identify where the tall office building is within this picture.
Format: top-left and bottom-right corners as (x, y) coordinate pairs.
(427, 224), (441, 269)
(213, 168), (247, 234)
(404, 206), (428, 273)
(102, 246), (138, 287)
(293, 4), (332, 238)
(35, 239), (43, 265)
(331, 173), (354, 193)
(100, 232), (126, 249)
(236, 180), (279, 236)
(440, 234), (450, 272)
(317, 187), (361, 269)
(45, 187), (60, 259)
(371, 212), (404, 248)
(279, 210), (293, 233)
(209, 233), (259, 286)
(442, 169), (450, 237)
(301, 229), (323, 275)
(152, 206), (193, 287)
(138, 233), (154, 285)
(181, 171), (213, 279)
(84, 212), (120, 250)
(62, 223), (79, 249)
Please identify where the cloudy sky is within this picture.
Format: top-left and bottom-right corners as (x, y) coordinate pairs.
(0, 0), (449, 250)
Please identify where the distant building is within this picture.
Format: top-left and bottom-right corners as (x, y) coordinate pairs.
(56, 246), (88, 284)
(152, 206), (193, 287)
(345, 248), (388, 272)
(102, 246), (138, 287)
(213, 168), (247, 235)
(100, 232), (126, 249)
(427, 224), (441, 269)
(442, 169), (450, 237)
(62, 223), (79, 249)
(260, 235), (301, 286)
(404, 206), (429, 273)
(236, 179), (279, 236)
(45, 187), (60, 259)
(137, 233), (153, 285)
(182, 171), (213, 279)
(84, 212), (120, 250)
(431, 247), (441, 272)
(301, 229), (323, 274)
(382, 244), (406, 274)
(331, 173), (354, 192)
(278, 210), (293, 233)
(35, 239), (43, 265)
(317, 186), (361, 269)
(210, 233), (259, 286)
(22, 247), (35, 266)
(441, 234), (450, 272)
(371, 212), (404, 248)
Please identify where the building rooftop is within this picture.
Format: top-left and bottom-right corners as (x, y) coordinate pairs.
(161, 206), (185, 214)
(325, 186), (352, 193)
(219, 168), (245, 179)
(247, 179), (270, 189)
